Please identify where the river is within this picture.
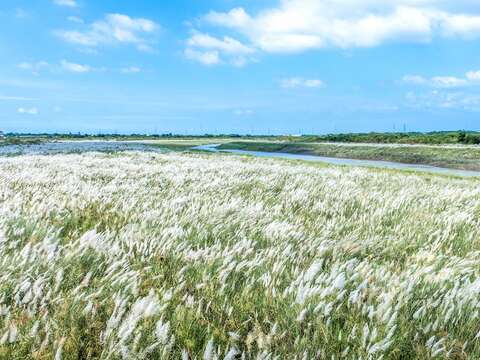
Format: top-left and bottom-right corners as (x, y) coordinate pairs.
(194, 144), (480, 178)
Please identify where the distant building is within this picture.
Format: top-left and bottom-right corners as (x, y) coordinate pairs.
(0, 131), (4, 138)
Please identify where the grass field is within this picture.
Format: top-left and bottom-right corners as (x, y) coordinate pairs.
(219, 141), (480, 171)
(3, 135), (480, 171)
(1, 150), (480, 359)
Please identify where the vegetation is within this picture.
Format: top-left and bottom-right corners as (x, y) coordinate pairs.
(458, 131), (480, 145)
(293, 131), (480, 145)
(1, 151), (480, 358)
(219, 141), (480, 171)
(3, 130), (480, 145)
(0, 136), (43, 146)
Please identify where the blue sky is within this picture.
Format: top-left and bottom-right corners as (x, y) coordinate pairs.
(2, 0), (480, 134)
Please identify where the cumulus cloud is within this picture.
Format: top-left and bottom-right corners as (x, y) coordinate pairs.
(184, 48), (220, 66)
(281, 77), (324, 89)
(402, 75), (427, 85)
(18, 60), (94, 74)
(60, 60), (91, 73)
(406, 90), (480, 111)
(53, 0), (77, 7)
(403, 70), (480, 88)
(467, 71), (480, 81)
(185, 32), (255, 66)
(56, 13), (158, 51)
(200, 1), (480, 54)
(17, 61), (50, 74)
(187, 33), (254, 55)
(18, 107), (38, 115)
(431, 76), (468, 88)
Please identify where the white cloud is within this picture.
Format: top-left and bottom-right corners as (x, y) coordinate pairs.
(17, 61), (50, 74)
(205, 8), (250, 29)
(184, 48), (220, 66)
(466, 71), (480, 81)
(431, 76), (468, 88)
(53, 0), (77, 7)
(185, 32), (255, 67)
(67, 16), (84, 24)
(201, 1), (480, 53)
(121, 66), (141, 74)
(230, 57), (251, 68)
(18, 107), (38, 115)
(60, 60), (91, 73)
(56, 13), (158, 51)
(187, 33), (254, 55)
(402, 75), (427, 85)
(281, 77), (324, 89)
(403, 70), (480, 88)
(18, 60), (94, 74)
(406, 90), (480, 111)
(441, 13), (480, 38)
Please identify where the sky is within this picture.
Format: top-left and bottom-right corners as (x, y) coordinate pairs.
(2, 0), (480, 134)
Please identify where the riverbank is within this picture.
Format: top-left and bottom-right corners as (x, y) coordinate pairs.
(218, 141), (480, 171)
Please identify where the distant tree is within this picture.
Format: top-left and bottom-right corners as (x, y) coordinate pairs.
(466, 134), (480, 145)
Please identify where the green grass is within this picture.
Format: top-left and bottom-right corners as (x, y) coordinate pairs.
(284, 131), (480, 145)
(219, 141), (480, 171)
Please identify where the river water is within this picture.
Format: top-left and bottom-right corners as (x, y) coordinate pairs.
(194, 144), (480, 178)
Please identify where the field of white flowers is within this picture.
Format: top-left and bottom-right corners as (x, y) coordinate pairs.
(1, 151), (480, 359)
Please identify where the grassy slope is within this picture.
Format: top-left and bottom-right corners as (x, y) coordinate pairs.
(1, 152), (480, 358)
(219, 141), (480, 171)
